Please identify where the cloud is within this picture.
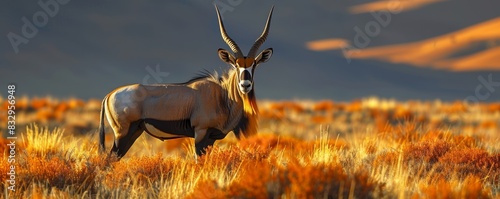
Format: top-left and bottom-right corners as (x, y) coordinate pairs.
(306, 39), (350, 51)
(307, 17), (500, 71)
(349, 0), (446, 14)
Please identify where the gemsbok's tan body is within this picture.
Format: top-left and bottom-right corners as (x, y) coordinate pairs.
(99, 5), (274, 158)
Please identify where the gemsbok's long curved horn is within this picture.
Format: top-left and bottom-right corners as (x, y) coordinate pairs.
(215, 4), (244, 58)
(247, 6), (274, 58)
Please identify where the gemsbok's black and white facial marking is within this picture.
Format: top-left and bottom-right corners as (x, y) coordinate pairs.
(216, 5), (274, 95)
(238, 66), (253, 94)
(218, 50), (273, 94)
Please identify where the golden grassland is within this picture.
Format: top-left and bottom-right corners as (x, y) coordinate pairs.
(1, 97), (500, 198)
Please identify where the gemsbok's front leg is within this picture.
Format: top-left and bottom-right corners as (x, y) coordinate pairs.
(194, 128), (216, 157)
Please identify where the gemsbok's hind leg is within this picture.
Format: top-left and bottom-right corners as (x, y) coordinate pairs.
(110, 121), (144, 158)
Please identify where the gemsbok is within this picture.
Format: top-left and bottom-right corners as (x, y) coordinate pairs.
(99, 5), (274, 159)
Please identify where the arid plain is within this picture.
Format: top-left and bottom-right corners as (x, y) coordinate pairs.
(1, 97), (499, 198)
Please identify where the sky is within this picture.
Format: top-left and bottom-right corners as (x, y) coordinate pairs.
(1, 0), (499, 102)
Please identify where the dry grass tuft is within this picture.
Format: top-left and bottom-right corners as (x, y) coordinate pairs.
(22, 125), (65, 157)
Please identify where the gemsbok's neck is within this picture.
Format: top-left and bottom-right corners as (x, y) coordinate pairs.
(222, 69), (259, 137)
(223, 69), (259, 116)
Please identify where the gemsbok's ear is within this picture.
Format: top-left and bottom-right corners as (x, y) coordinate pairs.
(218, 48), (236, 66)
(255, 48), (273, 65)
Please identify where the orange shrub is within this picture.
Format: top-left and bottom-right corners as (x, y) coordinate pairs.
(285, 159), (348, 198)
(259, 108), (285, 120)
(281, 159), (383, 198)
(307, 137), (349, 151)
(479, 120), (498, 129)
(106, 154), (174, 188)
(0, 154), (12, 183)
(15, 96), (29, 110)
(414, 178), (453, 199)
(442, 101), (467, 114)
(486, 103), (500, 113)
(451, 135), (478, 148)
(352, 171), (385, 198)
(68, 98), (85, 109)
(376, 122), (394, 133)
(1, 100), (9, 111)
(420, 131), (477, 148)
(392, 107), (413, 121)
(35, 107), (55, 123)
(30, 98), (51, 110)
(459, 175), (492, 198)
(19, 156), (95, 189)
(379, 123), (420, 143)
(346, 100), (362, 112)
(370, 109), (389, 120)
(237, 134), (300, 152)
(372, 151), (400, 169)
(268, 101), (304, 113)
(188, 147), (273, 199)
(0, 137), (15, 154)
(419, 130), (447, 142)
(54, 102), (70, 121)
(313, 100), (335, 112)
(415, 175), (491, 199)
(363, 139), (378, 155)
(438, 148), (500, 178)
(284, 101), (305, 113)
(404, 140), (452, 163)
(311, 115), (332, 124)
(187, 179), (228, 199)
(164, 138), (191, 152)
(226, 161), (274, 198)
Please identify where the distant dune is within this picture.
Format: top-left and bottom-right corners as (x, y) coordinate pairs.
(348, 0), (446, 14)
(308, 17), (500, 71)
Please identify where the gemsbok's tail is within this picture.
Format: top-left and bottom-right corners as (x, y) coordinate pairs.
(98, 95), (108, 153)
